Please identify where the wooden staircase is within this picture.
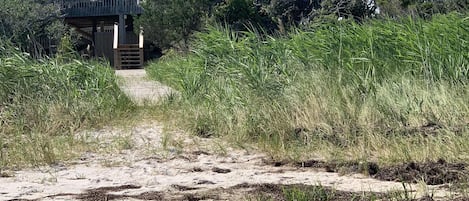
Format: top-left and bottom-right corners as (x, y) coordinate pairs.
(58, 0), (144, 67)
(113, 24), (144, 69)
(114, 44), (143, 69)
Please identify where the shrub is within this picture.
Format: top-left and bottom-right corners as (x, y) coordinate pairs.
(0, 0), (67, 57)
(147, 13), (469, 163)
(0, 43), (133, 167)
(135, 0), (211, 50)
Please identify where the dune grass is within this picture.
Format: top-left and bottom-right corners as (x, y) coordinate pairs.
(147, 13), (469, 165)
(0, 42), (135, 168)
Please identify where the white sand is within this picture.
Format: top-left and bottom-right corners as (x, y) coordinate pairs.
(0, 69), (452, 200)
(115, 69), (175, 105)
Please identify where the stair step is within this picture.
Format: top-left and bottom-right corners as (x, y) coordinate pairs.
(119, 44), (140, 48)
(114, 44), (143, 69)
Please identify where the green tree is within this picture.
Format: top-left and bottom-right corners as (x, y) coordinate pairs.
(212, 0), (276, 32)
(319, 0), (377, 21)
(375, 0), (469, 18)
(135, 0), (211, 50)
(266, 0), (321, 30)
(0, 0), (66, 56)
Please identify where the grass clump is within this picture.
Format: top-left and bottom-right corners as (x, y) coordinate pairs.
(0, 41), (134, 167)
(282, 185), (335, 201)
(248, 184), (386, 201)
(147, 13), (469, 165)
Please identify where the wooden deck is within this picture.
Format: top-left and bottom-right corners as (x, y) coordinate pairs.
(58, 0), (143, 17)
(55, 0), (145, 68)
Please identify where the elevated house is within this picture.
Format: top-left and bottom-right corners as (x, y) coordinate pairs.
(58, 0), (145, 68)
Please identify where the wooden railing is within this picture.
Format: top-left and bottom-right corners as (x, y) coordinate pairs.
(57, 0), (143, 17)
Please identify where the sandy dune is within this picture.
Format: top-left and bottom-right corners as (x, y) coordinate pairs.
(0, 69), (452, 201)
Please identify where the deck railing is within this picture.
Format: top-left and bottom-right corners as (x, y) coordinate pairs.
(58, 0), (143, 17)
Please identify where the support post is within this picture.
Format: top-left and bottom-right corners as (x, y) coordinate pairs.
(119, 14), (126, 44)
(139, 27), (144, 66)
(139, 27), (144, 49)
(91, 19), (97, 57)
(113, 23), (118, 49)
(113, 23), (120, 69)
(99, 21), (105, 32)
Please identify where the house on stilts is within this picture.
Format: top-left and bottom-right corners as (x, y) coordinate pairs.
(58, 0), (145, 69)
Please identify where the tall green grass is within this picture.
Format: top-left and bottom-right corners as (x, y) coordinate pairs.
(147, 13), (469, 164)
(0, 41), (134, 167)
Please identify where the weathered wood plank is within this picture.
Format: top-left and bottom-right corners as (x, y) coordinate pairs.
(114, 45), (144, 69)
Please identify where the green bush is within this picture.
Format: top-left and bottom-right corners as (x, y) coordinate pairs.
(147, 13), (469, 163)
(376, 0), (469, 18)
(0, 0), (68, 56)
(0, 43), (133, 167)
(283, 186), (335, 201)
(135, 0), (211, 50)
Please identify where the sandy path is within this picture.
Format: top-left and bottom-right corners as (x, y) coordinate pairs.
(116, 69), (174, 105)
(0, 70), (452, 200)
